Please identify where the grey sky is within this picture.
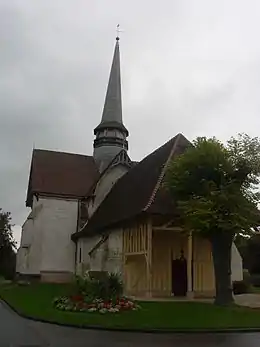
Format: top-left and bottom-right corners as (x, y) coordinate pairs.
(1, 0), (260, 244)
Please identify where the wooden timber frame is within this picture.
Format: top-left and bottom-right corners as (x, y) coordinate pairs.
(122, 216), (195, 298)
(122, 218), (153, 297)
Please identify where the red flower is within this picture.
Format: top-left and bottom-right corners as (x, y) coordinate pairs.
(71, 295), (84, 302)
(77, 302), (85, 309)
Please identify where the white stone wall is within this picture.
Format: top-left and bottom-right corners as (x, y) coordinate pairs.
(26, 199), (44, 275)
(88, 164), (128, 218)
(16, 207), (42, 275)
(17, 196), (78, 277)
(76, 236), (102, 275)
(16, 247), (28, 274)
(231, 242), (243, 281)
(77, 228), (123, 276)
(37, 197), (77, 273)
(20, 218), (33, 247)
(106, 229), (123, 274)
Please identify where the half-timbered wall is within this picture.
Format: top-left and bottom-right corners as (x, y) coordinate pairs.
(193, 235), (215, 296)
(152, 230), (187, 296)
(122, 222), (151, 296)
(122, 221), (216, 298)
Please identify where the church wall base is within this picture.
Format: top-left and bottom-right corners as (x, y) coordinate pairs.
(15, 272), (41, 282)
(193, 290), (215, 298)
(40, 271), (74, 283)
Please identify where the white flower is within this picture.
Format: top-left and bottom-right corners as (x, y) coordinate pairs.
(108, 308), (119, 313)
(88, 307), (97, 312)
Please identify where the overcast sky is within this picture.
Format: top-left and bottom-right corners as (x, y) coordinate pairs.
(1, 0), (260, 245)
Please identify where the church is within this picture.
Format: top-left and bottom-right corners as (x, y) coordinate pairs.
(16, 37), (243, 298)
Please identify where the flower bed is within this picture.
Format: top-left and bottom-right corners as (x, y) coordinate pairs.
(53, 295), (141, 314)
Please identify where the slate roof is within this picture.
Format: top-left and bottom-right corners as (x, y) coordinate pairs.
(26, 149), (99, 207)
(73, 133), (191, 239)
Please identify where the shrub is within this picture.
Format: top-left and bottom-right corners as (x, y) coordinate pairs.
(73, 272), (123, 301)
(107, 272), (123, 298)
(233, 280), (250, 295)
(53, 272), (133, 314)
(74, 274), (92, 295)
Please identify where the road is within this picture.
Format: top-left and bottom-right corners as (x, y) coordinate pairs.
(1, 300), (260, 346)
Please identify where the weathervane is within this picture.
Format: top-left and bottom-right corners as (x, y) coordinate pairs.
(116, 24), (123, 40)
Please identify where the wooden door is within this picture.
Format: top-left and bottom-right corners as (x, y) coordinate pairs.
(172, 257), (188, 296)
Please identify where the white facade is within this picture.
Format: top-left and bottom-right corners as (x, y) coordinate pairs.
(231, 243), (243, 282)
(16, 205), (42, 275)
(76, 229), (123, 276)
(17, 196), (78, 280)
(17, 162), (128, 281)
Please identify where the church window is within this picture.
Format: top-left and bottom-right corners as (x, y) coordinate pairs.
(79, 246), (82, 263)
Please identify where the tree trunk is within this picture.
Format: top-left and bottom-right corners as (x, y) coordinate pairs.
(209, 231), (234, 306)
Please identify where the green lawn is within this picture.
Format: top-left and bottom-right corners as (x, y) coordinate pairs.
(1, 283), (260, 331)
(251, 286), (260, 294)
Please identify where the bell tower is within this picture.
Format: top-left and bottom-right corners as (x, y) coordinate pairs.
(93, 36), (129, 171)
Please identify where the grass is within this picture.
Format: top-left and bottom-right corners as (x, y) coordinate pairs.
(1, 283), (260, 331)
(251, 286), (260, 294)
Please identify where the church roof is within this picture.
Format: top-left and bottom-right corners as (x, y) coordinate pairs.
(26, 149), (99, 207)
(94, 38), (127, 135)
(73, 133), (191, 239)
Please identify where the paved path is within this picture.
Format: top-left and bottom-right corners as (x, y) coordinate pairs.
(2, 301), (260, 347)
(235, 294), (260, 308)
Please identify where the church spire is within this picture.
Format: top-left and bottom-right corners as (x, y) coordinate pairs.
(93, 35), (129, 171)
(100, 36), (122, 125)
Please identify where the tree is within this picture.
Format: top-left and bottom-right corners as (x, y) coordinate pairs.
(0, 209), (16, 279)
(165, 134), (260, 306)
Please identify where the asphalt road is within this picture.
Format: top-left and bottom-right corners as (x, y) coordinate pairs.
(1, 300), (260, 347)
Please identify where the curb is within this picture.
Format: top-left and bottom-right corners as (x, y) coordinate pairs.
(2, 297), (260, 334)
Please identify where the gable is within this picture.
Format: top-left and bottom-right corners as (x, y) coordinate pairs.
(26, 149), (99, 207)
(88, 162), (129, 219)
(73, 133), (191, 240)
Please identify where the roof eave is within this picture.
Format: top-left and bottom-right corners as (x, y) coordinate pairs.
(71, 211), (148, 241)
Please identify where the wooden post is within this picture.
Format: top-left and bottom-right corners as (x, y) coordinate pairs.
(146, 220), (152, 297)
(122, 229), (128, 296)
(187, 231), (193, 298)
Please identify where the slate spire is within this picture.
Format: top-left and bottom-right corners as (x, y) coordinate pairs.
(100, 36), (122, 124)
(93, 36), (129, 171)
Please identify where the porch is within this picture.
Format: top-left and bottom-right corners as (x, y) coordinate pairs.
(122, 218), (215, 298)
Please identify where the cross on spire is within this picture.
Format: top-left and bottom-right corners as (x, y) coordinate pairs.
(116, 24), (122, 40)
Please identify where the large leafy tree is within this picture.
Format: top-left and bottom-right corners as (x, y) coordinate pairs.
(0, 209), (16, 279)
(165, 134), (260, 306)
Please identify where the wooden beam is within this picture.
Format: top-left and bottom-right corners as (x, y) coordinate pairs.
(140, 224), (147, 252)
(88, 235), (108, 256)
(159, 219), (175, 228)
(147, 219), (152, 297)
(124, 251), (146, 256)
(152, 226), (183, 232)
(187, 231), (193, 298)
